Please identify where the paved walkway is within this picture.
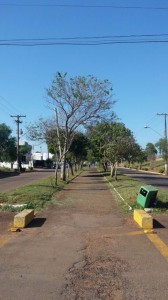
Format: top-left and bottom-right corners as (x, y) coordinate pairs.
(0, 169), (168, 299)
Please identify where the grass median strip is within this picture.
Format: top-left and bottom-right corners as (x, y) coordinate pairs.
(0, 174), (77, 212)
(104, 172), (168, 213)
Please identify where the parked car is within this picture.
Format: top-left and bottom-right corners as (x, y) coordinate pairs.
(53, 162), (69, 169)
(53, 162), (61, 169)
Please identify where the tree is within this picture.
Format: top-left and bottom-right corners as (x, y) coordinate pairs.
(0, 123), (17, 162)
(131, 146), (147, 169)
(88, 121), (140, 179)
(13, 142), (32, 170)
(145, 143), (157, 166)
(46, 72), (116, 180)
(155, 138), (168, 174)
(46, 129), (89, 174)
(67, 132), (89, 173)
(155, 138), (167, 160)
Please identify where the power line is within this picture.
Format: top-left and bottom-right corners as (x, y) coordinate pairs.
(1, 33), (168, 46)
(1, 33), (168, 42)
(1, 3), (168, 10)
(1, 40), (168, 46)
(157, 113), (168, 141)
(0, 95), (18, 115)
(0, 94), (47, 137)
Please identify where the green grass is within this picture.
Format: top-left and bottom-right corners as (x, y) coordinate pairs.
(123, 158), (165, 173)
(0, 167), (14, 173)
(0, 171), (82, 212)
(104, 173), (168, 213)
(0, 176), (60, 211)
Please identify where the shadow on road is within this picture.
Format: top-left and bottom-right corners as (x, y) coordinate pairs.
(27, 217), (46, 228)
(153, 219), (165, 229)
(82, 172), (109, 178)
(0, 172), (20, 179)
(154, 200), (168, 209)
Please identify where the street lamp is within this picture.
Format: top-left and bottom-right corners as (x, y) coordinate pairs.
(144, 125), (162, 137)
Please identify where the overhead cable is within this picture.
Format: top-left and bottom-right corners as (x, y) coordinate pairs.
(1, 3), (168, 10)
(1, 33), (168, 46)
(1, 33), (168, 42)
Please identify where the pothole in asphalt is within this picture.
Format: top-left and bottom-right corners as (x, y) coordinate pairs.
(62, 256), (129, 300)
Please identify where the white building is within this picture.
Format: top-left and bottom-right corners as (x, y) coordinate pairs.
(0, 140), (53, 170)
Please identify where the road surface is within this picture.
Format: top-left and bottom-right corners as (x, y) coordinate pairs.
(0, 169), (55, 193)
(119, 167), (168, 190)
(0, 169), (168, 299)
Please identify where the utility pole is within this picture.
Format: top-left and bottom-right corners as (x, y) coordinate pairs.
(157, 113), (168, 175)
(10, 115), (26, 172)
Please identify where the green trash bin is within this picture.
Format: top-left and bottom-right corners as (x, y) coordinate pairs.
(136, 185), (158, 208)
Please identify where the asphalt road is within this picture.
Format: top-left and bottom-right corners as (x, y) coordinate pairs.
(118, 167), (168, 190)
(1, 169), (168, 299)
(0, 169), (55, 193)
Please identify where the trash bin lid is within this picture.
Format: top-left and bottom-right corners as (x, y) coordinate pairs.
(140, 185), (158, 192)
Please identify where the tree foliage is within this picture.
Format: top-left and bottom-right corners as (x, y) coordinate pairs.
(155, 138), (168, 161)
(145, 142), (157, 163)
(68, 132), (89, 163)
(19, 143), (32, 156)
(45, 72), (116, 180)
(0, 123), (17, 162)
(27, 72), (116, 181)
(88, 121), (143, 178)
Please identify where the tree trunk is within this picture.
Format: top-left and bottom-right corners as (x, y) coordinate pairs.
(54, 165), (58, 186)
(114, 166), (118, 180)
(102, 162), (108, 172)
(164, 163), (168, 175)
(111, 163), (117, 180)
(69, 162), (74, 176)
(66, 164), (70, 179)
(60, 150), (67, 181)
(110, 163), (114, 177)
(74, 162), (77, 172)
(80, 161), (83, 169)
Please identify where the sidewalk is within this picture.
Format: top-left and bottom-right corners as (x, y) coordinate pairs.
(0, 168), (168, 299)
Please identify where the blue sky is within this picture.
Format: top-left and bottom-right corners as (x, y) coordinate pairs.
(1, 0), (168, 152)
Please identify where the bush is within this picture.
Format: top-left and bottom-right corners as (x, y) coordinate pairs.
(156, 167), (164, 173)
(141, 167), (149, 171)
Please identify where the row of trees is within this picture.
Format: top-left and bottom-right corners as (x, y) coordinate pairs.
(27, 72), (115, 182)
(1, 72), (167, 178)
(27, 72), (168, 181)
(1, 119), (166, 175)
(87, 122), (145, 179)
(27, 72), (146, 182)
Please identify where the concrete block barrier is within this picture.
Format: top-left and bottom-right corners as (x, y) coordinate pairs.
(134, 209), (153, 229)
(14, 209), (34, 228)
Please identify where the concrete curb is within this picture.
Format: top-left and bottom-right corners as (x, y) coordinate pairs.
(14, 209), (34, 228)
(134, 209), (153, 229)
(104, 177), (132, 210)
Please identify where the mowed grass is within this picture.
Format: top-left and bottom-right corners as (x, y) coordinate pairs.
(1, 169), (167, 213)
(0, 174), (72, 212)
(105, 173), (168, 212)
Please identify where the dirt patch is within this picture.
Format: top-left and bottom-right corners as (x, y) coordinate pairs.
(61, 217), (129, 300)
(63, 255), (128, 300)
(0, 211), (15, 234)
